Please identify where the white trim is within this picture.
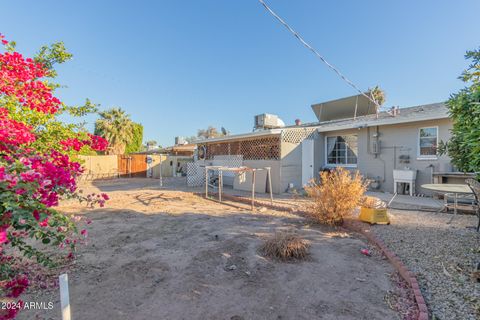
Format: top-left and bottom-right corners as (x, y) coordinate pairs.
(316, 106), (448, 133)
(417, 126), (439, 159)
(324, 134), (358, 167)
(324, 164), (358, 168)
(192, 129), (282, 144)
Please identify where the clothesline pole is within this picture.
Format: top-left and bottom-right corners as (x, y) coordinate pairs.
(219, 169), (223, 202)
(251, 170), (256, 210)
(267, 167), (273, 205)
(205, 167), (208, 199)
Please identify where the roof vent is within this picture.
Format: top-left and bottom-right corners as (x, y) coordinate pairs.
(387, 106), (401, 117)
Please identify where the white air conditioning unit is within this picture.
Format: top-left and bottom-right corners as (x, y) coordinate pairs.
(254, 113), (285, 130)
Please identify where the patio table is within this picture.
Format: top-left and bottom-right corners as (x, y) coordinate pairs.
(421, 183), (473, 222)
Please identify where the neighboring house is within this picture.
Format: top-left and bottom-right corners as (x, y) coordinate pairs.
(136, 144), (196, 157)
(162, 144), (196, 157)
(194, 94), (452, 194)
(135, 144), (195, 178)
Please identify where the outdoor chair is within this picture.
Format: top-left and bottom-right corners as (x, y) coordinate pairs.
(465, 178), (480, 231)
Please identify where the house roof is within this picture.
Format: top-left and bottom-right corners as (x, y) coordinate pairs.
(135, 144), (196, 155)
(166, 144), (196, 152)
(313, 102), (449, 132)
(193, 129), (283, 144)
(192, 102), (449, 144)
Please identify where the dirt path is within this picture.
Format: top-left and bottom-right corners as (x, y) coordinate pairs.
(20, 179), (398, 320)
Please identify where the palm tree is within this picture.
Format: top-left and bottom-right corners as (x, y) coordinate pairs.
(367, 86), (386, 118)
(94, 107), (134, 154)
(368, 86), (386, 108)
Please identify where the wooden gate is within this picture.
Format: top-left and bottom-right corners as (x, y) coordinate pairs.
(118, 155), (147, 177)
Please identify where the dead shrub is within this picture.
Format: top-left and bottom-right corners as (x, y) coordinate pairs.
(304, 167), (369, 225)
(260, 231), (310, 262)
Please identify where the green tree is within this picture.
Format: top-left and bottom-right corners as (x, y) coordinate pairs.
(439, 48), (480, 172)
(125, 123), (143, 154)
(94, 107), (134, 154)
(197, 126), (225, 139)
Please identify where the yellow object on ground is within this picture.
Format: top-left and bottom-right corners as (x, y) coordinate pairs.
(359, 207), (390, 225)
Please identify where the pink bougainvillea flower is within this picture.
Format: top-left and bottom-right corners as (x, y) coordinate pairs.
(0, 32), (109, 315)
(32, 210), (40, 221)
(5, 275), (29, 298)
(39, 218), (49, 227)
(0, 229), (8, 244)
(0, 33), (8, 45)
(15, 188), (26, 195)
(0, 166), (5, 180)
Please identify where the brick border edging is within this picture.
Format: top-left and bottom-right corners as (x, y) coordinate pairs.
(342, 220), (428, 320)
(199, 192), (429, 320)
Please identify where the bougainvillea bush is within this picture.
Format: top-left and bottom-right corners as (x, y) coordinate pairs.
(0, 33), (108, 319)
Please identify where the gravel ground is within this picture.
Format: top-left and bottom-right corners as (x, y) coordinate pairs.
(370, 209), (480, 320)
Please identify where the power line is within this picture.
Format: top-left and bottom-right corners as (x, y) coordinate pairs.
(257, 0), (381, 110)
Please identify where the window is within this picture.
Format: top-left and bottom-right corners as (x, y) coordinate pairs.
(418, 127), (438, 157)
(326, 135), (358, 166)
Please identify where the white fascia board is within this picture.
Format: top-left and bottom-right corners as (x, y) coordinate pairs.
(316, 113), (449, 133)
(193, 129), (282, 144)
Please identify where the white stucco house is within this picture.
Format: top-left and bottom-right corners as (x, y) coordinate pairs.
(194, 94), (454, 195)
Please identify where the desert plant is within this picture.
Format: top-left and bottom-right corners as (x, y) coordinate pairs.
(304, 167), (369, 225)
(260, 231), (309, 262)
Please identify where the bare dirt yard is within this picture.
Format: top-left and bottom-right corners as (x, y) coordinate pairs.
(19, 178), (399, 320)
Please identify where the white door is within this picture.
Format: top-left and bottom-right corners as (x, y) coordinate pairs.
(301, 139), (314, 186)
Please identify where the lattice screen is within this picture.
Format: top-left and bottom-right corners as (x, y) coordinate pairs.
(212, 155), (243, 177)
(281, 128), (318, 144)
(186, 161), (205, 187)
(199, 135), (281, 160)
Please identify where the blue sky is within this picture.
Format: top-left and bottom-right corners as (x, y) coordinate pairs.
(1, 1), (478, 146)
